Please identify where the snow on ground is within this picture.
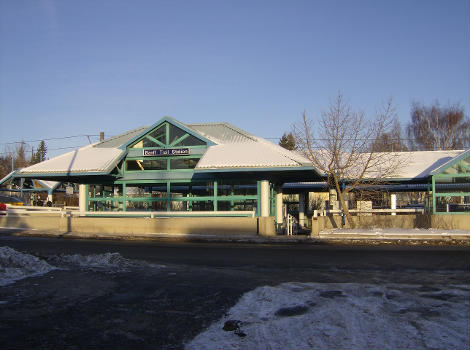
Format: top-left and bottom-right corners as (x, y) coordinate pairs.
(186, 282), (469, 350)
(47, 252), (165, 272)
(0, 246), (164, 286)
(0, 246), (56, 286)
(322, 227), (470, 236)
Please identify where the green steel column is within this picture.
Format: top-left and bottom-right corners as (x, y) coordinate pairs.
(256, 181), (261, 216)
(189, 184), (192, 211)
(20, 178), (24, 201)
(122, 183), (126, 211)
(166, 182), (171, 211)
(85, 185), (89, 211)
(213, 181), (218, 211)
(432, 176), (436, 214)
(165, 122), (170, 145)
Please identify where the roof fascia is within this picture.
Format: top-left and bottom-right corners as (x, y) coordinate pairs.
(17, 171), (111, 178)
(195, 165), (320, 175)
(0, 170), (17, 185)
(120, 116), (216, 150)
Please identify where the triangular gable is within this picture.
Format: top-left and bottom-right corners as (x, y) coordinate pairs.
(430, 149), (470, 176)
(122, 116), (215, 150)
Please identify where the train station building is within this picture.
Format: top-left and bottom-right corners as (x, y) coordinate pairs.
(15, 117), (322, 226)
(10, 116), (470, 234)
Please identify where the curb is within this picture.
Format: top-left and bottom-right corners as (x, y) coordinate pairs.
(1, 227), (469, 246)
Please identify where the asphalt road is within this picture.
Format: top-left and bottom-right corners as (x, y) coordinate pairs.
(1, 235), (469, 349)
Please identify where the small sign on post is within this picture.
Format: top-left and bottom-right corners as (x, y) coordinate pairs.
(66, 186), (74, 195)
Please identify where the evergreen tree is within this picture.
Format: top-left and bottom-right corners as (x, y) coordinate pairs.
(279, 132), (297, 150)
(30, 141), (47, 164)
(36, 140), (47, 162)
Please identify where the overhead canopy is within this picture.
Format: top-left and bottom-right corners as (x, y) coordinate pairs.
(16, 116), (322, 183)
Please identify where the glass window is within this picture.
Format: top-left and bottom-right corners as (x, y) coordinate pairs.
(218, 181), (257, 196)
(169, 124), (187, 145)
(149, 125), (166, 144)
(142, 137), (159, 147)
(175, 134), (206, 146)
(132, 140), (143, 148)
(126, 159), (167, 171)
(170, 158), (199, 170)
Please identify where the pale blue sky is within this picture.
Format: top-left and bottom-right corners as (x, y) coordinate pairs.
(0, 0), (468, 157)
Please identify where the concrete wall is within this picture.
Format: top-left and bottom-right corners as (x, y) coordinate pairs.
(0, 214), (268, 236)
(311, 214), (470, 236)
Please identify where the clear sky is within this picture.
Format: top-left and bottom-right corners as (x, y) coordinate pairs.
(0, 0), (468, 158)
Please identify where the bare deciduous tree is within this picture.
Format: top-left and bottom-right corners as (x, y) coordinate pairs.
(407, 101), (470, 151)
(293, 92), (404, 227)
(374, 118), (408, 152)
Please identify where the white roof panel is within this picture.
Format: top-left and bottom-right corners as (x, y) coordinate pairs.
(18, 144), (124, 175)
(196, 140), (311, 169)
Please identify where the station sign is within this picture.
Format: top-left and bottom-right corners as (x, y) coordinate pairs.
(143, 148), (190, 157)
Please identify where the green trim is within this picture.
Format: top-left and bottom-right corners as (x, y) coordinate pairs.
(166, 182), (171, 210)
(433, 173), (470, 179)
(170, 133), (189, 147)
(195, 166), (318, 173)
(256, 181), (261, 216)
(434, 192), (470, 197)
(84, 212), (254, 218)
(165, 122), (170, 145)
(213, 180), (218, 211)
(146, 135), (166, 147)
(122, 183), (127, 211)
(121, 116), (216, 150)
(85, 184), (89, 211)
(430, 150), (470, 176)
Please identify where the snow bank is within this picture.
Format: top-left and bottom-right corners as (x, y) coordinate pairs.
(48, 252), (164, 272)
(323, 227), (470, 235)
(186, 282), (469, 350)
(0, 247), (164, 286)
(0, 246), (56, 286)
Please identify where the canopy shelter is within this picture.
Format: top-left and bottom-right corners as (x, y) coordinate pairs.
(16, 117), (322, 217)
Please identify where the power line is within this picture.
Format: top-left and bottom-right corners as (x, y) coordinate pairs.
(0, 145), (90, 156)
(0, 134), (101, 145)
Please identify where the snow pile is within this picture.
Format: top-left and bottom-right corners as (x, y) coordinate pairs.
(0, 246), (56, 286)
(49, 252), (164, 272)
(186, 282), (469, 350)
(323, 227), (470, 236)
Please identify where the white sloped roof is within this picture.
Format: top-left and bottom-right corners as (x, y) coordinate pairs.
(391, 150), (464, 179)
(307, 149), (465, 180)
(192, 123), (311, 169)
(196, 142), (309, 169)
(18, 144), (124, 175)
